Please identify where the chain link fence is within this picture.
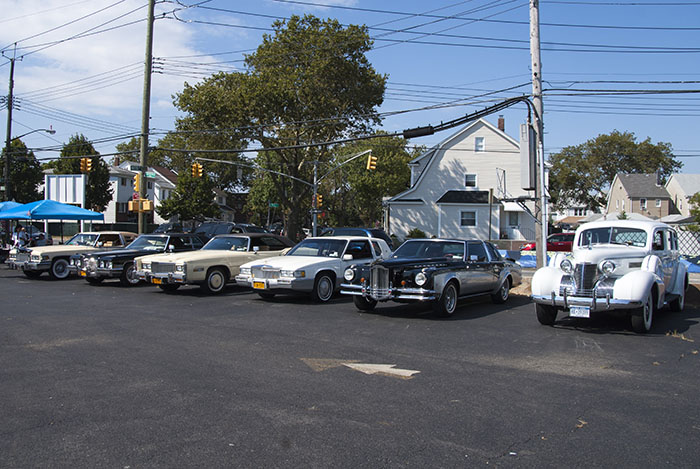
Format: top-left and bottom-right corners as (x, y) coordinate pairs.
(677, 230), (700, 258)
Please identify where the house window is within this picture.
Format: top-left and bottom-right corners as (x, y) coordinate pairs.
(148, 181), (153, 190)
(508, 212), (518, 226)
(615, 200), (619, 210)
(574, 208), (586, 216)
(656, 199), (662, 208)
(640, 198), (647, 210)
(465, 174), (477, 188)
(120, 178), (126, 186)
(460, 211), (476, 227)
(474, 136), (485, 152)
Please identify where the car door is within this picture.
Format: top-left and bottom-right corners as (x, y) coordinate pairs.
(465, 241), (495, 294)
(652, 228), (674, 289)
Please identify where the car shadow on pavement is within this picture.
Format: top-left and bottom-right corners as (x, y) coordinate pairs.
(357, 293), (532, 321)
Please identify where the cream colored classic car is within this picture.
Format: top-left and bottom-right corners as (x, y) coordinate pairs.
(135, 233), (295, 294)
(8, 231), (137, 280)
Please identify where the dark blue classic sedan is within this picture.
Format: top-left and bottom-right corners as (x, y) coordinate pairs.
(340, 238), (522, 316)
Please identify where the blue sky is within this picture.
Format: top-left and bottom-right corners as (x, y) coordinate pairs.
(2, 0), (699, 174)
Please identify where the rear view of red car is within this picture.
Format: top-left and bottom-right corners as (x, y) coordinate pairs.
(521, 232), (575, 252)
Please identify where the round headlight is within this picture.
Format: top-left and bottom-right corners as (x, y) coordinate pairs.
(142, 262), (150, 270)
(415, 272), (427, 286)
(560, 259), (573, 274)
(176, 264), (184, 272)
(599, 260), (616, 275)
(344, 268), (355, 281)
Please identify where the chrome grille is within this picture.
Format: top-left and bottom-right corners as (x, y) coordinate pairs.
(152, 262), (176, 274)
(15, 252), (30, 263)
(573, 263), (597, 297)
(369, 265), (391, 299)
(86, 258), (97, 272)
(252, 266), (280, 279)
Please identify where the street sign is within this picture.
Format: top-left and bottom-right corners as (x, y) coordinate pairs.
(132, 192), (139, 200)
(145, 172), (156, 178)
(269, 202), (280, 208)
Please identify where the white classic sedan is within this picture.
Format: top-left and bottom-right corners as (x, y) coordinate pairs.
(235, 236), (392, 302)
(531, 220), (688, 333)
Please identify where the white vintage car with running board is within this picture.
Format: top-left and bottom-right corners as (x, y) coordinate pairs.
(531, 220), (688, 333)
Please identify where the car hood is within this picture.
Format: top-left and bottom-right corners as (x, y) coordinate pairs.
(91, 248), (164, 260)
(242, 255), (341, 270)
(374, 256), (454, 269)
(573, 245), (648, 264)
(138, 250), (252, 263)
(27, 245), (98, 256)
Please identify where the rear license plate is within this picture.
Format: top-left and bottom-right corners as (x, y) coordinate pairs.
(253, 281), (266, 290)
(570, 306), (590, 318)
(79, 271), (86, 277)
(152, 277), (162, 285)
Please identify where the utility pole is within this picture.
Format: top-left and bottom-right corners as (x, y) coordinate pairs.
(530, 0), (547, 268)
(137, 0), (156, 234)
(3, 56), (15, 202)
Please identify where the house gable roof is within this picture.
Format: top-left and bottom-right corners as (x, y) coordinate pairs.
(667, 173), (700, 197)
(617, 173), (671, 198)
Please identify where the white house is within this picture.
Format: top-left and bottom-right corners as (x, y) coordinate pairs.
(103, 161), (177, 225)
(665, 173), (700, 217)
(386, 118), (536, 242)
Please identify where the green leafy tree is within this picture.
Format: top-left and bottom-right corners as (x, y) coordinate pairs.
(113, 137), (140, 165)
(1, 139), (44, 202)
(549, 130), (682, 211)
(44, 134), (113, 211)
(174, 14), (386, 240)
(155, 171), (220, 222)
(686, 192), (700, 232)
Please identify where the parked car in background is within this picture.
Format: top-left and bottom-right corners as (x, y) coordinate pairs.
(8, 231), (137, 279)
(153, 222), (183, 233)
(531, 220), (688, 333)
(192, 221), (268, 242)
(135, 233), (294, 294)
(320, 227), (394, 249)
(236, 236), (392, 302)
(520, 232), (575, 252)
(25, 225), (53, 246)
(341, 238), (521, 316)
(72, 233), (204, 286)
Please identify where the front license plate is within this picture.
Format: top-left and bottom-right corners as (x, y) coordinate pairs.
(152, 277), (162, 285)
(569, 306), (590, 318)
(253, 281), (266, 290)
(79, 271), (86, 277)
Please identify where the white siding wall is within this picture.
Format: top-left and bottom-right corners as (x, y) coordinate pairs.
(439, 204), (498, 240)
(389, 203), (437, 239)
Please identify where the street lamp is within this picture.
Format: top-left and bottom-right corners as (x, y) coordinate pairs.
(3, 127), (56, 201)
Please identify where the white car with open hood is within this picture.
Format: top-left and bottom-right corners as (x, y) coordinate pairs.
(235, 236), (392, 302)
(531, 220), (688, 333)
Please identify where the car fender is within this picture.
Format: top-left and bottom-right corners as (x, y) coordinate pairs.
(531, 266), (565, 297)
(672, 261), (689, 295)
(433, 270), (458, 296)
(612, 269), (663, 306)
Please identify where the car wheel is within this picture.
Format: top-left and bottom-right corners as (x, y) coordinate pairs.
(433, 281), (458, 317)
(491, 277), (511, 304)
(670, 278), (687, 312)
(201, 267), (227, 295)
(49, 258), (70, 280)
(310, 273), (334, 303)
(159, 284), (180, 293)
(23, 270), (42, 279)
(86, 277), (103, 285)
(535, 303), (558, 326)
(119, 263), (140, 287)
(631, 292), (654, 333)
(353, 295), (377, 312)
(257, 292), (275, 300)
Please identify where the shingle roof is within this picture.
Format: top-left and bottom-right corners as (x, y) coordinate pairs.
(617, 173), (671, 198)
(668, 173), (700, 197)
(436, 190), (499, 204)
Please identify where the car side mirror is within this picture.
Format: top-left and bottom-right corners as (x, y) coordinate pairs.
(469, 255), (478, 261)
(253, 246), (260, 253)
(96, 242), (103, 247)
(168, 244), (175, 252)
(343, 254), (353, 261)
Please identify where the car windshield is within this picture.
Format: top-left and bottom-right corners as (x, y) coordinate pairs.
(578, 227), (647, 247)
(392, 240), (465, 259)
(203, 237), (249, 251)
(126, 235), (168, 251)
(287, 239), (347, 257)
(66, 233), (99, 246)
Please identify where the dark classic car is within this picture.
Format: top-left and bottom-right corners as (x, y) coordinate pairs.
(340, 238), (522, 316)
(70, 233), (204, 286)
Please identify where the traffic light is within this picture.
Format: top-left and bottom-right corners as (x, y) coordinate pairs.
(366, 154), (377, 170)
(133, 173), (141, 191)
(191, 162), (203, 178)
(79, 158), (87, 172)
(85, 158), (92, 172)
(316, 194), (323, 208)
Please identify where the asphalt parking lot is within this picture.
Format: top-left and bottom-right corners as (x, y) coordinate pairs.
(2, 268), (700, 467)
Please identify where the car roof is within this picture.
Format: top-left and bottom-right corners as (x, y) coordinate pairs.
(305, 236), (385, 242)
(577, 220), (670, 232)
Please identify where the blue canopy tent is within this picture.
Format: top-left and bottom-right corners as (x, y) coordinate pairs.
(0, 200), (104, 244)
(0, 201), (22, 212)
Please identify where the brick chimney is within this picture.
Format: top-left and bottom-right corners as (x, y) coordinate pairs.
(497, 115), (505, 132)
(113, 156), (120, 167)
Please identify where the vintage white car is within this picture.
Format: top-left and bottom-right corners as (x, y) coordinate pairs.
(531, 220), (688, 333)
(8, 231), (137, 280)
(134, 233), (294, 294)
(235, 236), (392, 302)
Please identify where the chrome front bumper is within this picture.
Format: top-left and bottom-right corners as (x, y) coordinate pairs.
(532, 292), (642, 311)
(340, 283), (436, 301)
(137, 271), (187, 284)
(9, 260), (50, 271)
(235, 275), (314, 293)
